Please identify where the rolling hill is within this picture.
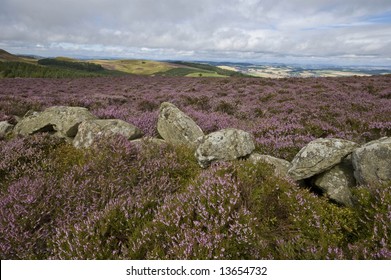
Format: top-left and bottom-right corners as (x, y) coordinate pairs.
(0, 49), (29, 63)
(0, 49), (246, 78)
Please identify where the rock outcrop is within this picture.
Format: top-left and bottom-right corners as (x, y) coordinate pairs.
(248, 153), (290, 177)
(352, 137), (391, 185)
(73, 119), (143, 148)
(14, 106), (96, 138)
(157, 102), (204, 148)
(312, 156), (356, 207)
(288, 138), (359, 180)
(4, 102), (390, 208)
(195, 128), (255, 168)
(0, 121), (13, 138)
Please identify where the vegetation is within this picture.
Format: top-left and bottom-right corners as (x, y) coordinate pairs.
(90, 59), (175, 75)
(0, 61), (126, 78)
(38, 58), (105, 72)
(0, 75), (390, 259)
(0, 135), (389, 259)
(171, 61), (250, 77)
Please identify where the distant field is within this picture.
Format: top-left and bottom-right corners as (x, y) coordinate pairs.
(90, 59), (175, 75)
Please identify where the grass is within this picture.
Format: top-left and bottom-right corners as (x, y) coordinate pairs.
(90, 59), (175, 75)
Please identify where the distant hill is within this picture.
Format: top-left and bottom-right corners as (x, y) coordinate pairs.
(0, 49), (28, 62)
(3, 49), (388, 78)
(0, 53), (128, 78)
(89, 59), (250, 77)
(0, 49), (248, 78)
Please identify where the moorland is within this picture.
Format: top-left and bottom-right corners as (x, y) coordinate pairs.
(0, 48), (390, 259)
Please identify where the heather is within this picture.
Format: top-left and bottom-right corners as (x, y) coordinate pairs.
(0, 75), (391, 259)
(1, 75), (390, 158)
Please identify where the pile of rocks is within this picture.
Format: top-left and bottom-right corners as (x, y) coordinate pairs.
(1, 102), (390, 207)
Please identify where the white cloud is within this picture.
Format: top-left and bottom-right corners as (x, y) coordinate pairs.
(0, 0), (390, 64)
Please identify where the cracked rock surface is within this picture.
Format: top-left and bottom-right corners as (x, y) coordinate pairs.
(288, 138), (359, 180)
(352, 137), (391, 185)
(195, 128), (255, 168)
(157, 102), (204, 148)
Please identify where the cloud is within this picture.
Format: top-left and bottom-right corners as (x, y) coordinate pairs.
(1, 0), (391, 64)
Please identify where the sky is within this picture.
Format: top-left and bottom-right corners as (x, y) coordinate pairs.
(1, 0), (391, 65)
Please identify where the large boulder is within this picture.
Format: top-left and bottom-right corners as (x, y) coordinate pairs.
(352, 137), (391, 185)
(73, 119), (143, 148)
(248, 153), (290, 177)
(0, 121), (14, 138)
(288, 138), (359, 180)
(313, 156), (356, 207)
(157, 102), (204, 148)
(14, 106), (96, 138)
(195, 128), (255, 168)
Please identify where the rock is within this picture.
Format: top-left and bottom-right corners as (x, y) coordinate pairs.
(157, 102), (204, 148)
(0, 121), (14, 137)
(313, 156), (356, 207)
(352, 137), (391, 185)
(248, 153), (290, 177)
(14, 106), (96, 138)
(288, 138), (359, 180)
(195, 128), (255, 168)
(73, 119), (143, 148)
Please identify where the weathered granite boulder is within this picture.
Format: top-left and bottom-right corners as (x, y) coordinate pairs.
(288, 138), (359, 180)
(352, 137), (391, 185)
(195, 128), (255, 168)
(248, 153), (290, 177)
(157, 102), (204, 148)
(14, 106), (96, 138)
(0, 121), (14, 138)
(313, 156), (356, 207)
(73, 119), (143, 148)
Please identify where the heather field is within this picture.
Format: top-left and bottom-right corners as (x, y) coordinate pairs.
(1, 75), (391, 259)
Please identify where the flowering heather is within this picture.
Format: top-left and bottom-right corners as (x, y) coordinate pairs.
(0, 75), (390, 259)
(1, 75), (390, 158)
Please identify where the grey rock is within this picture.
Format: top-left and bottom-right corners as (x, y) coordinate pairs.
(195, 128), (255, 168)
(313, 156), (356, 207)
(288, 138), (359, 180)
(0, 121), (14, 137)
(14, 106), (96, 138)
(157, 102), (204, 148)
(248, 153), (290, 177)
(352, 137), (391, 185)
(73, 119), (143, 148)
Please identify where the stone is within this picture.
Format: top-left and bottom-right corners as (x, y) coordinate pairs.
(0, 121), (14, 137)
(14, 106), (96, 138)
(248, 153), (290, 177)
(157, 102), (204, 148)
(195, 128), (255, 168)
(313, 156), (356, 207)
(288, 138), (359, 180)
(352, 137), (391, 185)
(73, 119), (143, 148)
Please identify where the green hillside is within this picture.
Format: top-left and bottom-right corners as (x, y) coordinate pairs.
(0, 51), (128, 78)
(168, 61), (249, 77)
(0, 49), (249, 78)
(90, 59), (175, 75)
(0, 49), (29, 63)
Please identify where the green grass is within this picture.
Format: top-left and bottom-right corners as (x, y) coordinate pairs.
(90, 59), (175, 75)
